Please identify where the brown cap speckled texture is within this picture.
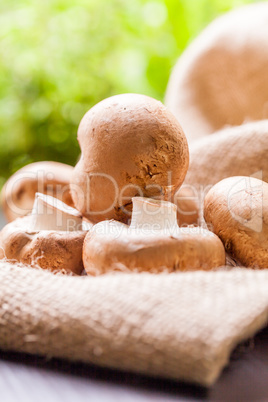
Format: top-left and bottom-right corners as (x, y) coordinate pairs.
(0, 216), (86, 274)
(204, 176), (268, 268)
(165, 3), (268, 143)
(1, 161), (74, 222)
(71, 94), (189, 223)
(83, 220), (225, 275)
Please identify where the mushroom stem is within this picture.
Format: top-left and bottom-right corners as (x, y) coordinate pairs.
(29, 193), (83, 231)
(130, 197), (178, 231)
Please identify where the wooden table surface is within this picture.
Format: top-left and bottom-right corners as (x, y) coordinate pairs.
(0, 214), (267, 401)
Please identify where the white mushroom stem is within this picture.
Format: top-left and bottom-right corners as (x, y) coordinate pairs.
(130, 197), (178, 231)
(29, 193), (83, 231)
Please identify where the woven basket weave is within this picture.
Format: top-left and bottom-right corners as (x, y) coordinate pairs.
(0, 261), (267, 386)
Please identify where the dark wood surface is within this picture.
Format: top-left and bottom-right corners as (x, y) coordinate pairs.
(0, 214), (267, 401)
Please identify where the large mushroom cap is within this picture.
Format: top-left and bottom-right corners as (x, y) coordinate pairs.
(165, 3), (268, 143)
(83, 197), (225, 275)
(83, 221), (225, 275)
(204, 176), (268, 268)
(1, 161), (74, 222)
(71, 93), (189, 223)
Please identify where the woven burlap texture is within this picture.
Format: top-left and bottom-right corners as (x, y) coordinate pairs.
(0, 261), (267, 386)
(185, 120), (268, 187)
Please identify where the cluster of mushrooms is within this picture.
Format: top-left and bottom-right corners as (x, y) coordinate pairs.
(1, 3), (268, 274)
(0, 92), (267, 275)
(0, 94), (224, 275)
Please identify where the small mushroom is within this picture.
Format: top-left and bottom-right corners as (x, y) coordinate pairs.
(83, 197), (225, 275)
(71, 93), (189, 223)
(0, 193), (89, 274)
(204, 176), (268, 268)
(1, 161), (74, 222)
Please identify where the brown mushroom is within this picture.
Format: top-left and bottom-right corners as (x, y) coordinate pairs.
(1, 161), (74, 222)
(165, 3), (268, 143)
(204, 176), (268, 269)
(83, 197), (225, 275)
(0, 193), (89, 274)
(174, 185), (199, 226)
(71, 93), (189, 223)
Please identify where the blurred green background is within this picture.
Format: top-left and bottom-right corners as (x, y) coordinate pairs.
(0, 0), (255, 186)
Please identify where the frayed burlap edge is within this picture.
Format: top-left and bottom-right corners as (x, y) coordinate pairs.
(0, 261), (267, 386)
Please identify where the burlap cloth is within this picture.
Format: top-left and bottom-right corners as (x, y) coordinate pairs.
(0, 261), (267, 386)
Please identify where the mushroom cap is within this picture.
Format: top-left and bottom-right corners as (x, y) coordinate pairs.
(0, 215), (87, 274)
(204, 176), (268, 268)
(83, 220), (225, 275)
(165, 3), (268, 143)
(1, 161), (74, 222)
(71, 93), (189, 223)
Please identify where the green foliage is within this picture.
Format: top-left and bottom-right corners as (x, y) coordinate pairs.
(0, 0), (254, 184)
